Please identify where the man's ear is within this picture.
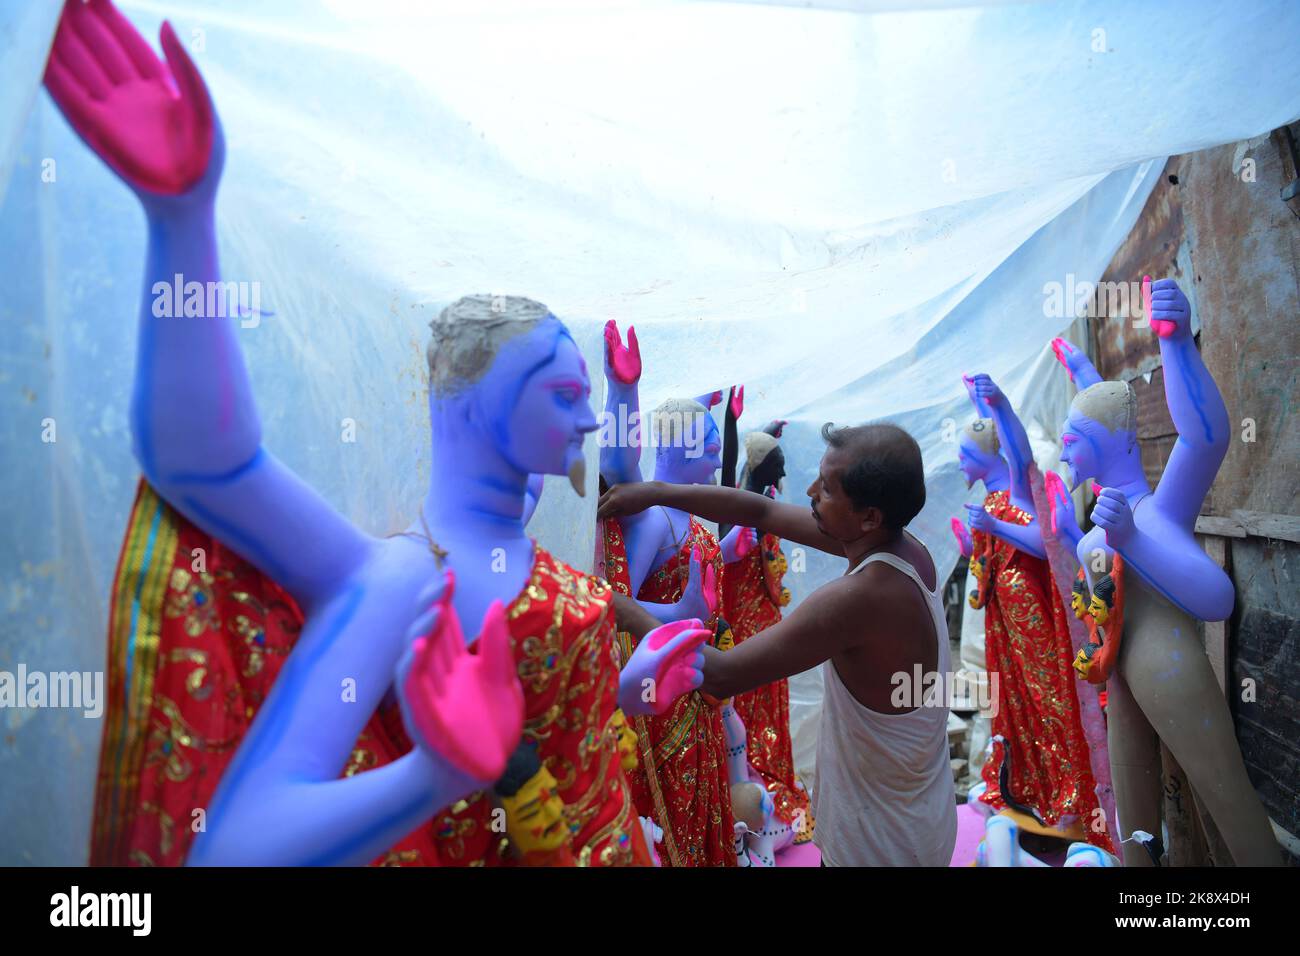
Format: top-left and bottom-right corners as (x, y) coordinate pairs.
(860, 506), (885, 534)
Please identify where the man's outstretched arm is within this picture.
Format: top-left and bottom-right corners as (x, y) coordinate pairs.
(703, 578), (867, 698)
(599, 480), (844, 555)
(616, 576), (865, 700)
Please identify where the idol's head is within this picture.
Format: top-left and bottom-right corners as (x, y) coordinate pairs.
(808, 422), (926, 542)
(740, 431), (786, 495)
(427, 295), (597, 493)
(956, 419), (1000, 488)
(1059, 381), (1137, 491)
(651, 398), (722, 484)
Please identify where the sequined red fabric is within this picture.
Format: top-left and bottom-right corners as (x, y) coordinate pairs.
(720, 533), (814, 842)
(970, 490), (1112, 852)
(602, 515), (737, 866)
(91, 480), (649, 866)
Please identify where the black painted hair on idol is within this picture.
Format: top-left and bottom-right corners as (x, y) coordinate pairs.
(493, 740), (543, 798)
(820, 421), (926, 531)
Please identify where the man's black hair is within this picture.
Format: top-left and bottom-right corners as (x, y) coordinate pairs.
(820, 422), (926, 531)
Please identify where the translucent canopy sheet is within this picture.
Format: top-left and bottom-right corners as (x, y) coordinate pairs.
(3, 0), (1299, 863)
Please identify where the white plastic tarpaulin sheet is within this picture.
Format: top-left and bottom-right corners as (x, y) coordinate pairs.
(3, 0), (1299, 863)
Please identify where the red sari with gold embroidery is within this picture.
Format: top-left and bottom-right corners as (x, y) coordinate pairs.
(719, 532), (814, 843)
(970, 490), (1110, 852)
(602, 515), (737, 867)
(91, 480), (649, 867)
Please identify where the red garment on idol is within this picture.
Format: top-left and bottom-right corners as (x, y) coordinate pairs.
(602, 515), (737, 867)
(91, 481), (649, 866)
(970, 490), (1112, 852)
(719, 532), (814, 843)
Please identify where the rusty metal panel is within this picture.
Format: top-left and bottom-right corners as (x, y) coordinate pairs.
(1091, 156), (1188, 384)
(1181, 127), (1300, 517)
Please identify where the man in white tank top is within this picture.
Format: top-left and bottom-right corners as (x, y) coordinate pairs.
(602, 422), (957, 866)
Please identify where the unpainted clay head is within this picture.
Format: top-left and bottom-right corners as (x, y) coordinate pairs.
(427, 295), (596, 493)
(957, 418), (1001, 487)
(1059, 381), (1137, 490)
(652, 397), (722, 484)
(740, 431), (785, 495)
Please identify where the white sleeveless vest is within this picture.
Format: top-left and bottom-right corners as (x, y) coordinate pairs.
(812, 548), (957, 866)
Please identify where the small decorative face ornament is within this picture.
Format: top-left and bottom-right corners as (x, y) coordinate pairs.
(610, 709), (639, 773)
(501, 766), (569, 854)
(1089, 574), (1116, 625)
(1071, 579), (1089, 620)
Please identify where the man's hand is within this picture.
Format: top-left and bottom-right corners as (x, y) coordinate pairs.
(1090, 487), (1136, 547)
(619, 619), (710, 717)
(598, 480), (666, 521)
(1146, 276), (1191, 340)
(44, 0), (218, 199)
(397, 572), (525, 783)
(603, 319), (641, 385)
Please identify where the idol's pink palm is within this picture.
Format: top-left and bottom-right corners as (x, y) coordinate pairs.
(401, 574), (526, 782)
(603, 320), (642, 385)
(733, 525), (757, 561)
(642, 620), (711, 712)
(729, 385), (745, 420)
(950, 517), (973, 558)
(43, 0), (215, 196)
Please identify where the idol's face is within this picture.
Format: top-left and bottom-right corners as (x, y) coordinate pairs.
(664, 412), (722, 485)
(1088, 594), (1110, 624)
(1059, 408), (1102, 491)
(750, 447), (786, 493)
(1070, 589), (1088, 620)
(503, 331), (598, 482)
(957, 435), (996, 487)
(504, 771), (568, 853)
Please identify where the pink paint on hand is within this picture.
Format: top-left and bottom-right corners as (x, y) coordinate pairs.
(1144, 274), (1175, 338)
(693, 544), (719, 617)
(402, 578), (525, 782)
(950, 517), (971, 557)
(735, 526), (757, 560)
(44, 2), (215, 195)
(729, 385), (745, 420)
(602, 320), (642, 384)
(1044, 470), (1066, 535)
(1050, 338), (1075, 381)
(643, 619), (710, 711)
